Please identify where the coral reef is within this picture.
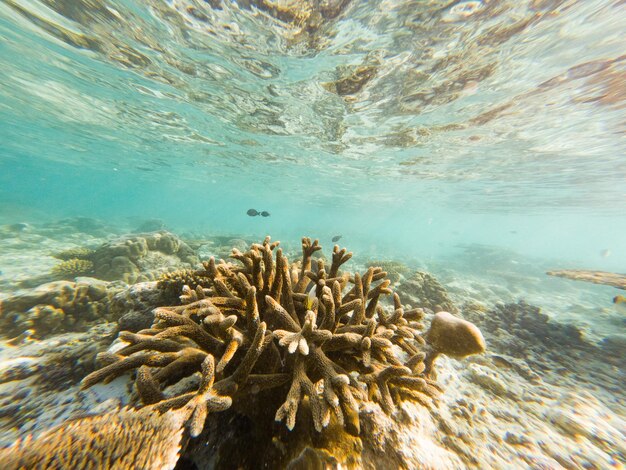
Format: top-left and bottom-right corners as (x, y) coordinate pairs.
(365, 259), (410, 284)
(82, 237), (484, 467)
(0, 279), (118, 338)
(398, 271), (458, 313)
(157, 265), (214, 303)
(547, 269), (626, 290)
(0, 406), (186, 470)
(50, 258), (95, 280)
(91, 231), (198, 283)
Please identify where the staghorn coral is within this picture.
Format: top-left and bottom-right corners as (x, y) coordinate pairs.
(81, 237), (484, 467)
(0, 406), (186, 470)
(50, 258), (94, 280)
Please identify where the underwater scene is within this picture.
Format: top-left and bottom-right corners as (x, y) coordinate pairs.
(0, 0), (625, 468)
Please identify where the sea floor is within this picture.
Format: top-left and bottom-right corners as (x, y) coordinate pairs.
(0, 219), (624, 469)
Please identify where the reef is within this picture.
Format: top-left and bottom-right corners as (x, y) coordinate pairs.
(90, 231), (198, 283)
(547, 269), (626, 290)
(157, 264), (215, 304)
(398, 271), (458, 314)
(461, 300), (594, 376)
(0, 278), (118, 338)
(365, 259), (409, 284)
(81, 236), (485, 467)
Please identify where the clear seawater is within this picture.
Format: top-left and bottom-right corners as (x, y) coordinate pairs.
(0, 0), (624, 468)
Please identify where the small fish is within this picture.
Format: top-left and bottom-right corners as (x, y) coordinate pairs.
(260, 211), (270, 217)
(331, 235), (342, 242)
(600, 249), (611, 258)
(613, 295), (626, 314)
(247, 209), (259, 216)
(305, 285), (317, 310)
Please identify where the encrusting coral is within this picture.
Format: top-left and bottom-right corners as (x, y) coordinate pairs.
(81, 237), (485, 466)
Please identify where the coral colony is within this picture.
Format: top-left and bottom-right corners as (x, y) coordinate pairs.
(2, 237), (485, 468)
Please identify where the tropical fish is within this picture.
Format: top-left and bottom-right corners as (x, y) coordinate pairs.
(247, 209), (259, 216)
(331, 235), (342, 242)
(305, 285), (317, 310)
(613, 295), (626, 314)
(261, 211), (270, 217)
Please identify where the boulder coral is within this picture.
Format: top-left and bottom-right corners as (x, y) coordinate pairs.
(90, 231), (198, 283)
(81, 237), (485, 467)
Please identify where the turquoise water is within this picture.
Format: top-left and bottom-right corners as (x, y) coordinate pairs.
(0, 1), (625, 468)
(1, 0), (625, 267)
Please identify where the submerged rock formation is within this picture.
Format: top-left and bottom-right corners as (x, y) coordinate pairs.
(80, 236), (485, 468)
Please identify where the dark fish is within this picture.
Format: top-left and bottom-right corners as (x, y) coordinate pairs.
(331, 235), (342, 242)
(247, 209), (259, 216)
(260, 211), (270, 217)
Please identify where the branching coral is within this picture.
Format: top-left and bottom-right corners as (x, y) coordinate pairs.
(82, 236), (484, 448)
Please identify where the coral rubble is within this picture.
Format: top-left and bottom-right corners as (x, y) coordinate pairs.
(81, 237), (484, 467)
